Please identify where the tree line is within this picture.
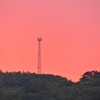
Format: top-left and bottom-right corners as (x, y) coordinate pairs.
(0, 70), (99, 100)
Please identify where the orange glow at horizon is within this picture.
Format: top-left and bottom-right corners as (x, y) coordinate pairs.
(0, 0), (100, 82)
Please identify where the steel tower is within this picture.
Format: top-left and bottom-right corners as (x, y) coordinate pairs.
(37, 37), (42, 74)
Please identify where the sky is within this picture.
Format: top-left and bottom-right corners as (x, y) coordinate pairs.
(0, 0), (100, 82)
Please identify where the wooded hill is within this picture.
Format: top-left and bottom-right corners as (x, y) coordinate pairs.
(0, 70), (100, 100)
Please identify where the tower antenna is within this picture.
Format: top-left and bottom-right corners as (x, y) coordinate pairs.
(37, 37), (42, 74)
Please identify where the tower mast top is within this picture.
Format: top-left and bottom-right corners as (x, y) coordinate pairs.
(37, 38), (42, 41)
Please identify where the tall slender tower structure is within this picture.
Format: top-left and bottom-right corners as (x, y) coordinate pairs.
(37, 37), (42, 74)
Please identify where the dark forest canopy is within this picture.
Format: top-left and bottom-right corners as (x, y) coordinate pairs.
(0, 70), (100, 100)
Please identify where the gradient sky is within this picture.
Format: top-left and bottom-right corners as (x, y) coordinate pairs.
(0, 0), (100, 82)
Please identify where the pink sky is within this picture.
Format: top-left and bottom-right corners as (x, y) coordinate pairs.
(0, 0), (100, 81)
